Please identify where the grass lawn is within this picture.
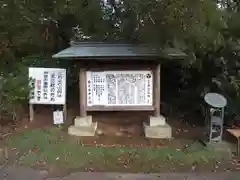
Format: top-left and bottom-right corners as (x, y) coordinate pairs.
(3, 127), (233, 176)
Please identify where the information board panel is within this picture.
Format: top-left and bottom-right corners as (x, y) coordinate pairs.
(29, 67), (66, 105)
(86, 70), (153, 106)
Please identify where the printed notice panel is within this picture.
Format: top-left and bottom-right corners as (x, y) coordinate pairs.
(86, 70), (153, 106)
(29, 68), (66, 105)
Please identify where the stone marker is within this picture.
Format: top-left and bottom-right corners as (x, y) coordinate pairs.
(149, 115), (166, 126)
(74, 116), (92, 127)
(143, 122), (172, 139)
(143, 115), (172, 139)
(68, 116), (97, 137)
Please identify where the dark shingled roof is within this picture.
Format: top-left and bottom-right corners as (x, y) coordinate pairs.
(52, 41), (186, 60)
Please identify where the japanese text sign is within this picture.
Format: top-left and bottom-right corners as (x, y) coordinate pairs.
(29, 67), (66, 105)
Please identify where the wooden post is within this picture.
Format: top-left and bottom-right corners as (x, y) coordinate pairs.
(79, 68), (87, 117)
(154, 63), (161, 117)
(29, 104), (34, 121)
(63, 73), (68, 123)
(63, 104), (67, 123)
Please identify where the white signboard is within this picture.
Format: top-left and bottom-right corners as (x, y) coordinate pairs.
(29, 67), (66, 105)
(86, 70), (153, 106)
(53, 110), (64, 124)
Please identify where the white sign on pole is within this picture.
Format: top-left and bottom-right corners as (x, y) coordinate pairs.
(29, 67), (66, 105)
(53, 110), (64, 125)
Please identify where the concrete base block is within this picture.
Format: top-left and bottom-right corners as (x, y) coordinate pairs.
(149, 115), (166, 126)
(74, 116), (92, 127)
(143, 122), (172, 139)
(68, 122), (97, 137)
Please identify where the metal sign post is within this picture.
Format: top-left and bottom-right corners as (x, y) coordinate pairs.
(204, 93), (227, 143)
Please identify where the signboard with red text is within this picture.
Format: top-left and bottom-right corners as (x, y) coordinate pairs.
(28, 68), (66, 105)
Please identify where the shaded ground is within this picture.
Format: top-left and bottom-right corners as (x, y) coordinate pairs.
(2, 105), (236, 149)
(0, 105), (208, 149)
(4, 105), (206, 137)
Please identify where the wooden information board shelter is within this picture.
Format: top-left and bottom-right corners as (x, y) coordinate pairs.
(52, 42), (186, 137)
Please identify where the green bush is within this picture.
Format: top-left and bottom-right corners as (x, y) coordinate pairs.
(0, 63), (31, 122)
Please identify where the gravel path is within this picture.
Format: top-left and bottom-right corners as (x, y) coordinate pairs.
(0, 166), (239, 180)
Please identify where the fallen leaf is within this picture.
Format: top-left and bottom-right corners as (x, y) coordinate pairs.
(191, 164), (196, 171)
(201, 156), (208, 163)
(40, 170), (48, 176)
(167, 154), (172, 161)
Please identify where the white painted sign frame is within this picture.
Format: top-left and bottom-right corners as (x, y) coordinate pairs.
(28, 67), (67, 122)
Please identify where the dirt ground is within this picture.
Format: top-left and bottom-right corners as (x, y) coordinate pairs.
(0, 103), (238, 149)
(0, 104), (208, 148)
